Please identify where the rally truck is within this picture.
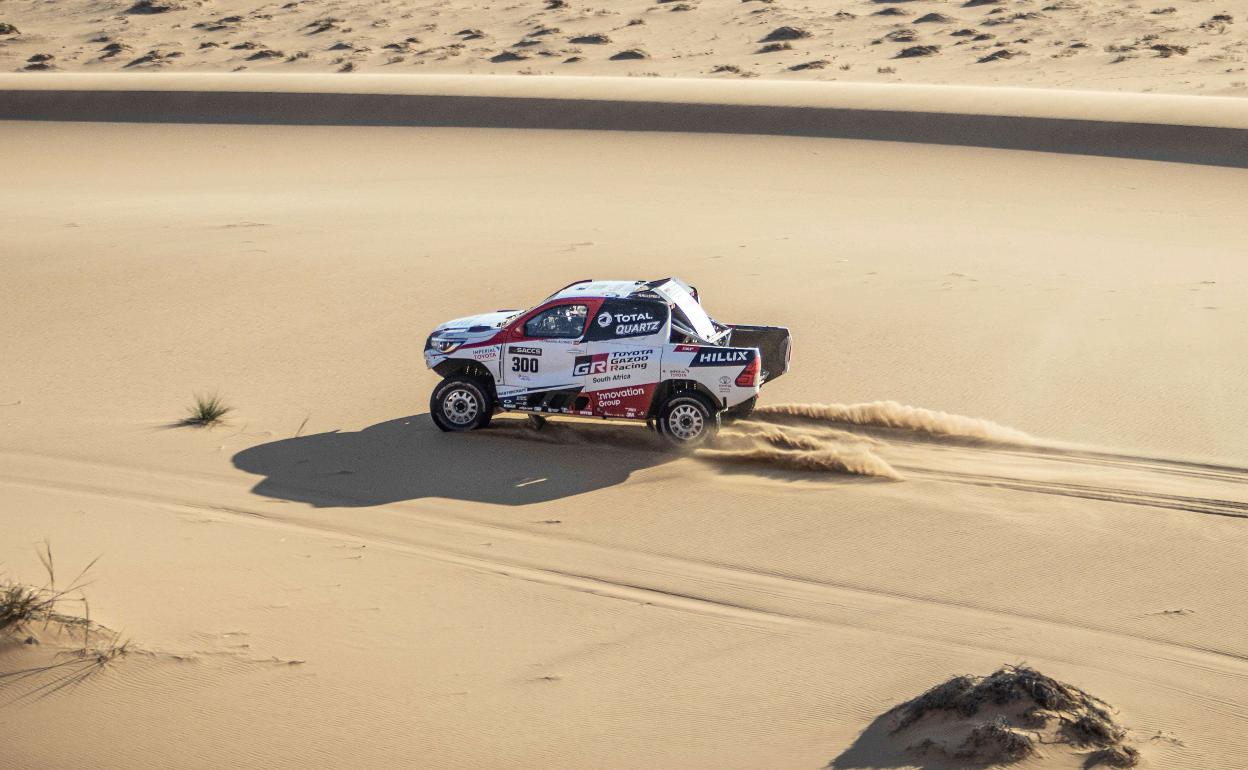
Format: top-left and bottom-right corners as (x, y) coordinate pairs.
(423, 278), (791, 447)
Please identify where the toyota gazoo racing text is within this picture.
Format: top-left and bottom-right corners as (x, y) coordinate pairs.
(423, 278), (791, 446)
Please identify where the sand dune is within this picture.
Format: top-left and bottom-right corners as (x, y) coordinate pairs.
(2, 75), (1248, 768)
(1, 0), (1247, 95)
(4, 74), (1248, 167)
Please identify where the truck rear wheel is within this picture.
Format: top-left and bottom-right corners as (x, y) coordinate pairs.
(656, 392), (719, 448)
(430, 375), (494, 432)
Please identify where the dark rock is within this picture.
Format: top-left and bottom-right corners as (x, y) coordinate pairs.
(896, 44), (940, 57)
(126, 0), (183, 14)
(760, 25), (810, 41)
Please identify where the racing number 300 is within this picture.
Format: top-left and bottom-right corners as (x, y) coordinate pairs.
(511, 356), (539, 373)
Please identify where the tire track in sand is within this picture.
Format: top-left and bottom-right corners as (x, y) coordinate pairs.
(2, 449), (1248, 710)
(746, 402), (1248, 521)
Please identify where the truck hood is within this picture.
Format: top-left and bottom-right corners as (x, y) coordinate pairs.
(433, 309), (520, 336)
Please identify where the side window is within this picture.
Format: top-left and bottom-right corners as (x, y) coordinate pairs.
(523, 304), (588, 339)
(586, 299), (668, 341)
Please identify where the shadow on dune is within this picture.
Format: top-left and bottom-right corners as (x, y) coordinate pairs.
(3, 85), (1245, 168)
(828, 713), (951, 770)
(231, 414), (676, 507)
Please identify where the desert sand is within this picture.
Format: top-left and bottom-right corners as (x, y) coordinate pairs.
(2, 0), (1247, 94)
(1, 44), (1247, 770)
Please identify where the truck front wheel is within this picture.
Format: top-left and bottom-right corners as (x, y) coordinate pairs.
(656, 392), (719, 448)
(430, 375), (494, 432)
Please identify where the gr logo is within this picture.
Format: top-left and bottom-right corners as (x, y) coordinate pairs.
(596, 311), (613, 328)
(573, 353), (608, 376)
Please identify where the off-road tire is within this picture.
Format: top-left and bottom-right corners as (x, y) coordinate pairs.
(430, 375), (494, 432)
(656, 392), (720, 448)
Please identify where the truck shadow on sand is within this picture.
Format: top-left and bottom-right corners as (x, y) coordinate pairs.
(231, 414), (676, 507)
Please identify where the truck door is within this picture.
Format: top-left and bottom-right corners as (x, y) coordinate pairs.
(498, 302), (591, 413)
(581, 298), (668, 419)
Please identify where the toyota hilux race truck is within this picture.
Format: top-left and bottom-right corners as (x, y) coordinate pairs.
(424, 278), (791, 447)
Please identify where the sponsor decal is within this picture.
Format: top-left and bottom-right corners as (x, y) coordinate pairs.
(615, 320), (661, 336)
(573, 353), (608, 376)
(610, 311), (660, 337)
(586, 350), (657, 384)
(666, 367), (689, 379)
(578, 349), (656, 380)
(585, 303), (666, 341)
(597, 310), (658, 337)
(690, 348), (753, 367)
(590, 382), (655, 417)
(471, 347), (498, 361)
(595, 386), (646, 407)
(607, 350), (653, 372)
(499, 387), (584, 413)
(508, 345), (542, 356)
(511, 357), (539, 374)
(592, 373), (637, 384)
(616, 312), (653, 323)
(674, 344), (699, 353)
(598, 386), (646, 399)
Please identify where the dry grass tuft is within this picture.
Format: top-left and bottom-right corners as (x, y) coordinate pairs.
(1, 543), (129, 702)
(182, 392), (233, 427)
(1, 542), (100, 637)
(956, 715), (1036, 762)
(0, 584), (44, 633)
(1066, 712), (1126, 746)
(890, 665), (1138, 766)
(1088, 744), (1141, 767)
(893, 664), (1108, 727)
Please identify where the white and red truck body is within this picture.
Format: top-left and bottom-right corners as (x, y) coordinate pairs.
(424, 278), (790, 422)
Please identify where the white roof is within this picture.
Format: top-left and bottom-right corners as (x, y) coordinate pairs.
(547, 280), (646, 300)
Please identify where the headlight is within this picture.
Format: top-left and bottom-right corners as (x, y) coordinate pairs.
(434, 338), (463, 353)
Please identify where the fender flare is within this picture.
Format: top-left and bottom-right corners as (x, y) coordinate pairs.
(648, 379), (720, 419)
(433, 359), (498, 403)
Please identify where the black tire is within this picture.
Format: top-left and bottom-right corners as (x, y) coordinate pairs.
(430, 375), (494, 432)
(656, 392), (720, 448)
(722, 395), (757, 423)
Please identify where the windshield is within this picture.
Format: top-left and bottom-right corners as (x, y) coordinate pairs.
(524, 304), (589, 339)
